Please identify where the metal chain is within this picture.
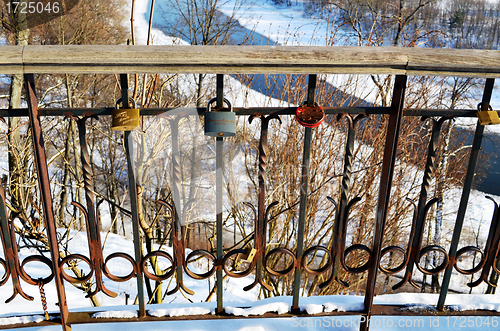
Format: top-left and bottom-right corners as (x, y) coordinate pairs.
(38, 281), (49, 320)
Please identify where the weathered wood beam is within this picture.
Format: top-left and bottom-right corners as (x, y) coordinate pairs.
(405, 48), (500, 77)
(0, 47), (23, 74)
(0, 45), (498, 77)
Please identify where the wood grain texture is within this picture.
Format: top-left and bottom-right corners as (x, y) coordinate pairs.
(0, 45), (498, 77)
(405, 48), (500, 77)
(0, 47), (24, 74)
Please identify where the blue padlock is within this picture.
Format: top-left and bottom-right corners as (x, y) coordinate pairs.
(204, 97), (236, 137)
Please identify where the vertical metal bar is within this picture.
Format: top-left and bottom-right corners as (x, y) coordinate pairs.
(337, 120), (357, 244)
(215, 74), (224, 314)
(170, 118), (185, 294)
(360, 75), (407, 331)
(437, 78), (495, 311)
(255, 116), (268, 289)
(306, 75), (317, 108)
(24, 74), (71, 331)
(167, 117), (193, 295)
(292, 74), (316, 312)
(121, 73), (146, 317)
(216, 74), (224, 109)
(171, 118), (182, 250)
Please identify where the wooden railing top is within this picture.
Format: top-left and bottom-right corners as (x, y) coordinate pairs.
(0, 45), (499, 77)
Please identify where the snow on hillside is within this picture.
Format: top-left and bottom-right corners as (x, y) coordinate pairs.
(217, 0), (332, 46)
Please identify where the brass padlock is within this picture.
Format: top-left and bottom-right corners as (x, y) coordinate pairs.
(112, 97), (140, 131)
(476, 103), (500, 125)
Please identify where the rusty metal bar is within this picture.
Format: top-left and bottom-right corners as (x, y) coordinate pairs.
(215, 74), (224, 313)
(121, 73), (146, 318)
(437, 78), (496, 311)
(360, 75), (407, 331)
(291, 74), (316, 313)
(2, 106), (485, 118)
(4, 304), (500, 330)
(24, 73), (71, 331)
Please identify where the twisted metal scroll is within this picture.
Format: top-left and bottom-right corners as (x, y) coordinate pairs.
(136, 113), (203, 293)
(60, 115), (119, 297)
(456, 196), (500, 287)
(243, 113), (281, 291)
(319, 114), (367, 288)
(391, 117), (451, 289)
(0, 186), (36, 302)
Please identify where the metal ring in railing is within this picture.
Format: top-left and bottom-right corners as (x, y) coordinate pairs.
(0, 257), (9, 286)
(302, 246), (332, 275)
(379, 246), (407, 274)
(184, 249), (216, 280)
(222, 249), (255, 278)
(454, 246), (485, 275)
(342, 244), (372, 274)
(103, 253), (138, 282)
(416, 245), (449, 275)
(59, 254), (93, 283)
(141, 251), (175, 281)
(264, 247), (296, 276)
(19, 255), (54, 285)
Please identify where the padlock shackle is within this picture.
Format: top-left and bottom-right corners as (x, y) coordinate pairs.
(204, 97), (236, 137)
(206, 97), (233, 113)
(115, 97), (138, 109)
(301, 100), (320, 107)
(477, 102), (493, 112)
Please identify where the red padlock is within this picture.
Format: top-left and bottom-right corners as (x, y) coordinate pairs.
(295, 102), (325, 128)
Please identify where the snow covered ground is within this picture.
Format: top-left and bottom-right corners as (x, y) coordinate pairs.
(2, 229), (500, 330)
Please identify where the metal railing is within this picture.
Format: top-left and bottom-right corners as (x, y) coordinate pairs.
(0, 46), (500, 331)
